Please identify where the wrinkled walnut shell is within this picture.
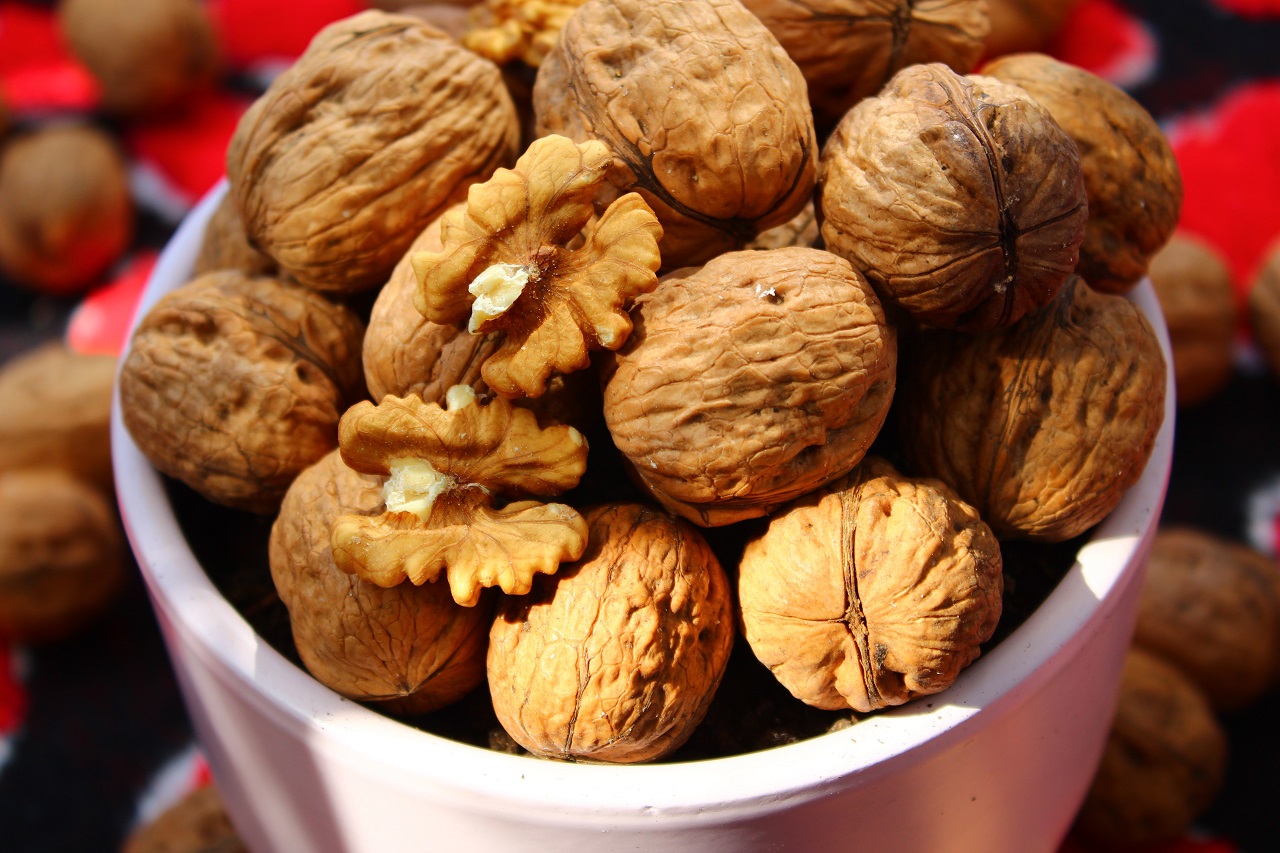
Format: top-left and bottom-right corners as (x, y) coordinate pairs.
(1251, 239), (1280, 379)
(488, 502), (734, 762)
(194, 191), (277, 278)
(738, 457), (1003, 712)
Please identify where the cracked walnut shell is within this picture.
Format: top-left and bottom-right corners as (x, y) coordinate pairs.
(488, 502), (734, 762)
(738, 457), (1003, 713)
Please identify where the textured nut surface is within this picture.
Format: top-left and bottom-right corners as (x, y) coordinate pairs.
(1251, 239), (1280, 379)
(741, 0), (989, 128)
(533, 0), (817, 269)
(0, 125), (133, 294)
(602, 247), (896, 527)
(738, 457), (1002, 713)
(1074, 647), (1227, 850)
(194, 191), (278, 277)
(227, 11), (520, 294)
(983, 53), (1183, 294)
(119, 271), (366, 513)
(464, 0), (587, 66)
(744, 200), (819, 251)
(122, 785), (246, 853)
(488, 502), (734, 762)
(898, 276), (1166, 541)
(818, 63), (1087, 331)
(0, 343), (117, 494)
(269, 450), (489, 714)
(0, 469), (126, 644)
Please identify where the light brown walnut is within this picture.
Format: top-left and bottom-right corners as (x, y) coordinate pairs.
(898, 276), (1166, 541)
(270, 449), (490, 714)
(226, 11), (520, 295)
(487, 502), (734, 762)
(194, 191), (277, 278)
(602, 247), (897, 527)
(1250, 239), (1280, 379)
(119, 271), (366, 513)
(744, 200), (819, 252)
(122, 785), (246, 853)
(533, 0), (817, 269)
(818, 62), (1087, 331)
(738, 457), (1003, 712)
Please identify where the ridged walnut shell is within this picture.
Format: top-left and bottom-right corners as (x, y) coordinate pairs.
(602, 247), (897, 527)
(898, 276), (1167, 541)
(983, 52), (1183, 294)
(119, 271), (366, 513)
(533, 0), (817, 269)
(738, 457), (1003, 713)
(194, 191), (277, 278)
(818, 62), (1087, 331)
(487, 502), (734, 762)
(269, 450), (489, 714)
(1251, 239), (1280, 379)
(227, 11), (520, 294)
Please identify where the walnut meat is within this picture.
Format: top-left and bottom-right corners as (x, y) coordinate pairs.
(818, 62), (1087, 331)
(740, 0), (990, 129)
(119, 271), (366, 513)
(898, 276), (1166, 541)
(194, 191), (277, 277)
(270, 450), (489, 714)
(463, 0), (587, 67)
(227, 11), (520, 295)
(738, 457), (1003, 712)
(602, 247), (897, 527)
(983, 53), (1183, 294)
(534, 0), (817, 269)
(487, 502), (734, 762)
(1251, 239), (1280, 379)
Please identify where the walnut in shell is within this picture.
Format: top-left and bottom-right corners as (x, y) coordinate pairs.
(983, 53), (1183, 294)
(330, 388), (589, 606)
(227, 11), (520, 295)
(818, 62), (1088, 331)
(488, 502), (734, 762)
(738, 457), (1003, 712)
(1251, 239), (1280, 379)
(119, 271), (366, 513)
(270, 449), (490, 714)
(898, 276), (1166, 541)
(194, 191), (277, 277)
(534, 0), (817, 269)
(984, 0), (1081, 57)
(602, 247), (897, 527)
(122, 785), (246, 853)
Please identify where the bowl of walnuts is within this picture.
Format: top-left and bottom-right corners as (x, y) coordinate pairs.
(112, 5), (1180, 853)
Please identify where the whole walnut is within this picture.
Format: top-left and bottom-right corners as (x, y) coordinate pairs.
(602, 247), (897, 527)
(1147, 232), (1236, 406)
(738, 457), (1003, 712)
(984, 0), (1081, 57)
(983, 53), (1183, 294)
(0, 124), (133, 295)
(898, 276), (1166, 541)
(487, 502), (734, 762)
(0, 469), (126, 644)
(122, 785), (246, 853)
(1251, 239), (1280, 378)
(60, 0), (219, 116)
(227, 11), (520, 295)
(818, 62), (1088, 331)
(119, 271), (366, 514)
(1133, 527), (1280, 712)
(269, 450), (490, 714)
(739, 0), (990, 129)
(194, 191), (277, 278)
(1073, 647), (1227, 851)
(0, 343), (117, 495)
(744, 200), (819, 252)
(533, 0), (817, 269)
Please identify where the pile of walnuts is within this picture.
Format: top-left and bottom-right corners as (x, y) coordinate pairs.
(120, 1), (1175, 764)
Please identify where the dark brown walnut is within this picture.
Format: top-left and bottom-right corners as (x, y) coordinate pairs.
(1147, 232), (1236, 406)
(740, 0), (990, 129)
(818, 62), (1087, 331)
(1250, 239), (1280, 379)
(533, 0), (817, 270)
(1133, 527), (1280, 712)
(122, 784), (246, 853)
(270, 449), (490, 713)
(0, 95), (9, 139)
(0, 343), (117, 495)
(119, 271), (366, 514)
(738, 457), (1003, 713)
(0, 124), (133, 295)
(194, 191), (277, 277)
(1074, 647), (1227, 851)
(984, 0), (1081, 57)
(602, 247), (897, 527)
(983, 53), (1183, 294)
(0, 469), (126, 644)
(488, 502), (734, 762)
(226, 11), (520, 295)
(898, 276), (1166, 541)
(60, 0), (219, 116)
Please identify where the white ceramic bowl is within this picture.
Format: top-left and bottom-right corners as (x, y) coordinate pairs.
(112, 182), (1176, 853)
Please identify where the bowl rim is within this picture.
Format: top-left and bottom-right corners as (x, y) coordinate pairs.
(111, 179), (1176, 818)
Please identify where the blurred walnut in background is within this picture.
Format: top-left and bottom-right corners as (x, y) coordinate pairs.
(984, 0), (1081, 56)
(1251, 239), (1280, 379)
